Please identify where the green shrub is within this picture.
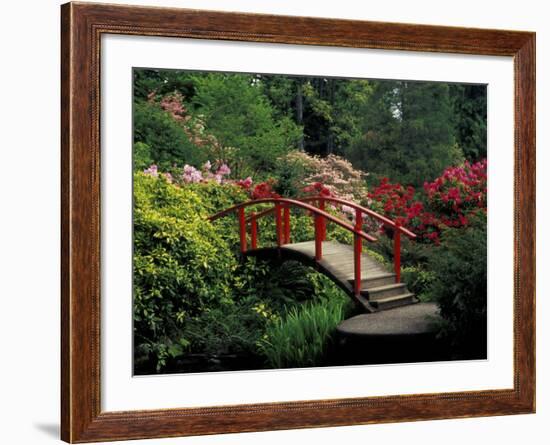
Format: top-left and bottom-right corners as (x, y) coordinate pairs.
(428, 212), (487, 358)
(236, 259), (317, 311)
(133, 142), (153, 171)
(190, 73), (302, 177)
(370, 235), (432, 267)
(184, 301), (266, 358)
(133, 173), (240, 370)
(401, 266), (436, 301)
(133, 101), (206, 169)
(258, 273), (350, 368)
(187, 181), (249, 251)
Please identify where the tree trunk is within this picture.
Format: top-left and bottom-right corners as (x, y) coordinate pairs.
(296, 79), (304, 151)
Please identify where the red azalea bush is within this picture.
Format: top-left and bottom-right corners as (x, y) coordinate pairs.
(368, 159), (487, 244)
(302, 182), (333, 198)
(250, 180), (280, 200)
(368, 178), (441, 243)
(423, 159), (487, 227)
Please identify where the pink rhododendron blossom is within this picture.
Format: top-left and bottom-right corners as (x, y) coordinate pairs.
(217, 163), (231, 176)
(182, 165), (203, 183)
(236, 177), (253, 189)
(143, 164), (158, 177)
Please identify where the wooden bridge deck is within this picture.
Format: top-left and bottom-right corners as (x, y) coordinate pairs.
(247, 240), (417, 312)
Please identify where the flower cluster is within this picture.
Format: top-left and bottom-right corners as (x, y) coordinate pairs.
(283, 152), (368, 202)
(368, 159), (487, 244)
(150, 91), (223, 152)
(143, 164), (174, 183)
(251, 180), (280, 200)
(235, 176), (253, 190)
(302, 182), (332, 198)
(181, 161), (231, 184)
(423, 159), (487, 222)
(368, 178), (440, 243)
(143, 161), (231, 185)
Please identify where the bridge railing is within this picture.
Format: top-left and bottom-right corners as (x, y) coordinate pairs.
(208, 195), (416, 298)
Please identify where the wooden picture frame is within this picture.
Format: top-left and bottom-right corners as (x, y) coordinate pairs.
(61, 2), (535, 442)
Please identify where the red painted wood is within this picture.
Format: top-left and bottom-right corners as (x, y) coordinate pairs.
(354, 210), (363, 297)
(283, 205), (290, 244)
(209, 197), (377, 242)
(275, 203), (283, 247)
(300, 196), (416, 239)
(238, 207), (247, 253)
(394, 225), (401, 283)
(319, 199), (326, 241)
(250, 213), (258, 249)
(315, 215), (323, 261)
(241, 195), (416, 239)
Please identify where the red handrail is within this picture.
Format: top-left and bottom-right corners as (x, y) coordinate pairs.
(299, 196), (417, 239)
(246, 196), (416, 239)
(209, 196), (415, 298)
(209, 197), (376, 244)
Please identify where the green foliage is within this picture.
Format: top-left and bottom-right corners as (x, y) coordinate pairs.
(346, 80), (463, 187)
(401, 266), (436, 301)
(236, 259), (317, 311)
(186, 181), (249, 250)
(133, 173), (239, 370)
(133, 142), (153, 171)
(428, 213), (487, 358)
(190, 73), (302, 176)
(449, 84), (487, 161)
(370, 235), (432, 267)
(133, 101), (206, 170)
(258, 273), (350, 369)
(133, 68), (197, 102)
(270, 154), (310, 197)
(183, 302), (266, 358)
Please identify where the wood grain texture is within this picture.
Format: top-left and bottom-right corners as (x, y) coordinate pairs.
(60, 2), (536, 442)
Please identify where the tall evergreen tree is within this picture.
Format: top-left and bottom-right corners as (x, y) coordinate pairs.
(346, 80), (463, 187)
(449, 84), (487, 161)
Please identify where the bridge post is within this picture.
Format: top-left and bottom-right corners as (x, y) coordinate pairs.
(283, 205), (290, 244)
(275, 202), (283, 247)
(314, 214), (323, 261)
(394, 223), (401, 283)
(354, 210), (362, 297)
(250, 212), (258, 250)
(238, 207), (247, 253)
(319, 198), (326, 241)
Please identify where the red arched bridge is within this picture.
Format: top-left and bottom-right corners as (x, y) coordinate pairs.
(209, 196), (418, 312)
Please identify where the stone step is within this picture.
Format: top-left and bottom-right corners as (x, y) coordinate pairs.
(369, 293), (418, 310)
(349, 272), (396, 289)
(364, 282), (407, 300)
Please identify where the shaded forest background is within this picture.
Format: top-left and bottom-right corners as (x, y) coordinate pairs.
(133, 69), (486, 187)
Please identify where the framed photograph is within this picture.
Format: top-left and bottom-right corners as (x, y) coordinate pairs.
(61, 2), (535, 442)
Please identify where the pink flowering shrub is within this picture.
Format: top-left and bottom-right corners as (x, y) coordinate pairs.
(150, 91), (226, 158)
(235, 176), (253, 190)
(144, 161), (232, 185)
(282, 152), (368, 202)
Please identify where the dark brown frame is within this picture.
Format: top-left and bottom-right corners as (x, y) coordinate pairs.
(61, 2), (536, 442)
